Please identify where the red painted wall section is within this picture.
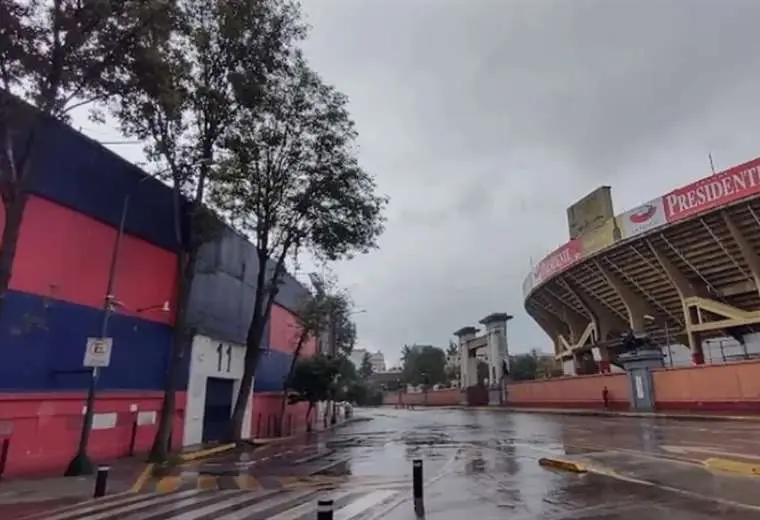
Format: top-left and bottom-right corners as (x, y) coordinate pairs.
(269, 304), (302, 354)
(0, 391), (185, 477)
(251, 393), (313, 438)
(9, 196), (176, 324)
(270, 303), (317, 356)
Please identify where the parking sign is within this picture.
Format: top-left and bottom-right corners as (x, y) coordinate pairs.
(83, 337), (113, 368)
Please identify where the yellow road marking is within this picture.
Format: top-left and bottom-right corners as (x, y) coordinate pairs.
(130, 463), (155, 493)
(180, 443), (237, 462)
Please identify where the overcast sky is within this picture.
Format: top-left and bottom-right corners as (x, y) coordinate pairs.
(77, 0), (760, 367)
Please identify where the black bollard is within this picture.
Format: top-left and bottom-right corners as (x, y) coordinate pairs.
(317, 498), (334, 520)
(412, 459), (424, 517)
(94, 466), (109, 498)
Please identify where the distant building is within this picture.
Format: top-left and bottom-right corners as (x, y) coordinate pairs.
(349, 349), (386, 373)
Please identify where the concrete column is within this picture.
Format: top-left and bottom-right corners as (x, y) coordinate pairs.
(454, 326), (478, 387)
(479, 313), (512, 385)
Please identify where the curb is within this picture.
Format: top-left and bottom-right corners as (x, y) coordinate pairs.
(420, 405), (760, 423)
(179, 442), (238, 462)
(538, 457), (588, 473)
(704, 457), (760, 477)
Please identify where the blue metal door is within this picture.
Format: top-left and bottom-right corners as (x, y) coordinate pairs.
(202, 377), (234, 443)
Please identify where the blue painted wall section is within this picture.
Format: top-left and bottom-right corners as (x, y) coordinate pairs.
(0, 291), (182, 391)
(188, 228), (309, 346)
(254, 349), (294, 392)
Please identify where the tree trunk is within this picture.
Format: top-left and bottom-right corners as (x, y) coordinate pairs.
(0, 123), (36, 324)
(277, 332), (307, 436)
(0, 190), (28, 320)
(148, 245), (196, 462)
(305, 401), (313, 432)
(148, 167), (204, 462)
(227, 256), (281, 442)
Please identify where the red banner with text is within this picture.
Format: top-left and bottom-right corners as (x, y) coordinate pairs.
(664, 157), (760, 223)
(534, 239), (583, 285)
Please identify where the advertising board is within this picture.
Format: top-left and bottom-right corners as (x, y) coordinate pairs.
(580, 218), (619, 257)
(566, 186), (615, 239)
(616, 197), (667, 240)
(664, 156), (760, 223)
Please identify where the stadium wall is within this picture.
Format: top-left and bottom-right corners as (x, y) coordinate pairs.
(0, 92), (314, 474)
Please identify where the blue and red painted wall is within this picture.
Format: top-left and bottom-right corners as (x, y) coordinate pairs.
(0, 93), (315, 476)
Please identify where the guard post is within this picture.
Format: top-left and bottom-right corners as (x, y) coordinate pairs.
(412, 458), (424, 517)
(317, 498), (334, 520)
(94, 466), (109, 498)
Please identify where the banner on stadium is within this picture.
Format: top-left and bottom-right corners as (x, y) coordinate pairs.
(664, 156), (760, 223)
(580, 218), (619, 257)
(616, 197), (667, 240)
(534, 239), (583, 285)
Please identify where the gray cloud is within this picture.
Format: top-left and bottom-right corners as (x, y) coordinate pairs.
(81, 0), (760, 368)
(300, 0), (760, 366)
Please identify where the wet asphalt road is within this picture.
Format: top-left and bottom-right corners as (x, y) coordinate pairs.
(25, 408), (760, 519)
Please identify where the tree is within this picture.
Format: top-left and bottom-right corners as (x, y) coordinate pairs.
(446, 364), (460, 387)
(476, 360), (489, 385)
(0, 1), (171, 326)
(277, 271), (355, 435)
(359, 352), (373, 379)
(286, 354), (337, 430)
(509, 352), (539, 381)
(213, 49), (387, 441)
(401, 345), (447, 388)
(106, 0), (305, 462)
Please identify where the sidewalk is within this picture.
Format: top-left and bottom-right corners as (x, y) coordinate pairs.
(440, 405), (760, 422)
(0, 415), (368, 516)
(0, 456), (144, 519)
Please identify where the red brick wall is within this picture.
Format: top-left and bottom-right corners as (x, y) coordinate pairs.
(383, 388), (461, 406)
(508, 373), (630, 409)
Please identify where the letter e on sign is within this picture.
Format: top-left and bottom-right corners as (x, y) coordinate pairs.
(83, 337), (114, 368)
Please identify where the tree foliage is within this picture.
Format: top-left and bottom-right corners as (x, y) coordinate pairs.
(277, 270), (355, 434)
(359, 352), (373, 378)
(212, 43), (387, 440)
(401, 345), (447, 388)
(287, 354), (337, 405)
(476, 360), (489, 385)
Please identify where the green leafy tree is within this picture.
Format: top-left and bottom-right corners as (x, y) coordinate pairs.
(359, 352), (373, 378)
(213, 49), (387, 441)
(476, 360), (489, 385)
(277, 271), (355, 435)
(0, 1), (172, 325)
(401, 345), (447, 388)
(106, 0), (305, 462)
(509, 352), (539, 381)
(286, 354), (338, 430)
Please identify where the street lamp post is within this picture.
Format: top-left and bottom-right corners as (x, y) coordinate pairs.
(65, 194), (131, 476)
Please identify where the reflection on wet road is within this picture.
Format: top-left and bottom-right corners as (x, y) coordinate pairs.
(26, 408), (760, 519)
(322, 408), (760, 519)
